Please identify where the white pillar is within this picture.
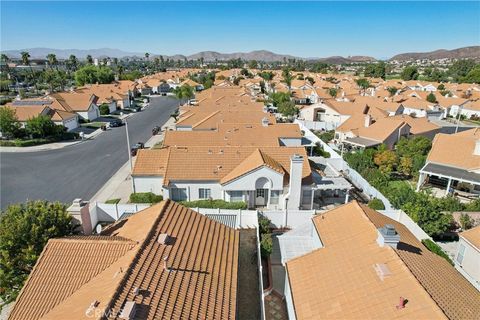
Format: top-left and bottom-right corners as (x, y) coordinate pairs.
(446, 178), (452, 196)
(416, 173), (426, 192)
(345, 191), (350, 204)
(310, 189), (315, 210)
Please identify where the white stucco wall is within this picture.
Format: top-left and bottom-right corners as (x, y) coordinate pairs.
(222, 167), (284, 191)
(455, 237), (480, 290)
(132, 176), (164, 195)
(61, 116), (79, 131)
(279, 137), (302, 146)
(168, 181), (223, 201)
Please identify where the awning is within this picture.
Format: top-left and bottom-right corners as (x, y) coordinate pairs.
(343, 136), (381, 148)
(421, 162), (480, 185)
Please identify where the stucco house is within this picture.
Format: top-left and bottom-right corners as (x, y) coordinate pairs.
(132, 146), (315, 210)
(49, 92), (100, 121)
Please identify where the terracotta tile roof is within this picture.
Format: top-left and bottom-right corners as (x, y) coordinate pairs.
(133, 146), (312, 186)
(9, 237), (137, 320)
(390, 114), (440, 135)
(427, 128), (480, 170)
(3, 104), (50, 122)
(163, 123), (301, 147)
(10, 200), (240, 320)
(220, 148), (285, 184)
(460, 224), (480, 249)
(77, 84), (127, 103)
(357, 118), (408, 142)
(49, 92), (98, 112)
(363, 204), (480, 320)
(131, 148), (170, 176)
(286, 201), (447, 320)
(176, 109), (276, 129)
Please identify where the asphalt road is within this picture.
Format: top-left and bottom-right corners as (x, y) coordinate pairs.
(0, 96), (179, 209)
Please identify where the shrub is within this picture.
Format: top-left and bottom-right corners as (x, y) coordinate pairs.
(129, 192), (163, 204)
(368, 198), (385, 210)
(421, 239), (453, 265)
(260, 233), (273, 258)
(258, 215), (271, 235)
(99, 103), (110, 115)
(179, 199), (247, 210)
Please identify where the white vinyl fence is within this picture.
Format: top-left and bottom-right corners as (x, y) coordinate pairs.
(260, 210), (316, 229)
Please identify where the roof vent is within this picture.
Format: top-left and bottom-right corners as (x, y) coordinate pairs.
(218, 149), (224, 154)
(157, 233), (171, 245)
(85, 300), (100, 315)
(119, 301), (137, 320)
(376, 224), (400, 248)
(373, 263), (392, 281)
(132, 287), (139, 296)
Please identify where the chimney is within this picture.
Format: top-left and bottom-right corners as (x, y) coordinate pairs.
(474, 140), (480, 156)
(287, 154), (304, 210)
(261, 117), (269, 127)
(364, 114), (372, 128)
(376, 224), (400, 249)
(67, 199), (92, 235)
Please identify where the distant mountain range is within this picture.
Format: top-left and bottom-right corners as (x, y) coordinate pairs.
(390, 46), (480, 61)
(2, 46), (479, 63)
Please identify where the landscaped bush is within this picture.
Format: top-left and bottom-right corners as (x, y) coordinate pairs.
(421, 239), (453, 265)
(99, 103), (110, 115)
(260, 233), (273, 258)
(312, 143), (330, 158)
(258, 215), (271, 235)
(129, 192), (163, 204)
(179, 199), (247, 210)
(368, 198), (385, 210)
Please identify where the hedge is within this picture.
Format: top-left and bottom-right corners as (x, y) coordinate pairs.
(105, 198), (121, 204)
(0, 132), (79, 147)
(129, 192), (163, 204)
(179, 199), (247, 210)
(421, 239), (453, 265)
(260, 233), (273, 258)
(368, 198), (385, 210)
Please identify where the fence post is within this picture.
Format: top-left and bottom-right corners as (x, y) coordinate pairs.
(115, 203), (119, 220)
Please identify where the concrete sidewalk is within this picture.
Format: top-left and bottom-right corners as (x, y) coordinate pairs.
(89, 117), (176, 205)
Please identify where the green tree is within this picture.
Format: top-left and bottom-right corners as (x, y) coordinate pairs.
(463, 64), (480, 83)
(46, 53), (58, 70)
(387, 86), (398, 97)
(449, 59), (476, 82)
(25, 115), (58, 138)
(355, 78), (370, 94)
(248, 60), (258, 69)
(277, 100), (298, 117)
(426, 92), (437, 103)
(173, 84), (194, 101)
(364, 62), (386, 79)
(311, 62), (329, 73)
(281, 68), (294, 89)
(328, 87), (338, 98)
(0, 107), (21, 139)
(86, 55), (93, 64)
(0, 200), (76, 302)
(99, 103), (110, 115)
(74, 65), (114, 86)
(259, 71), (274, 82)
(398, 156), (413, 177)
(374, 150), (398, 174)
(401, 66), (419, 80)
(268, 92), (291, 107)
(67, 54), (79, 72)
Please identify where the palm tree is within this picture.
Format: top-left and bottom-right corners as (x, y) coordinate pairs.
(282, 68), (294, 90)
(68, 54), (79, 72)
(145, 52), (150, 61)
(21, 51), (37, 92)
(20, 51), (30, 66)
(355, 78), (370, 95)
(86, 55), (93, 64)
(46, 53), (58, 70)
(387, 86), (398, 100)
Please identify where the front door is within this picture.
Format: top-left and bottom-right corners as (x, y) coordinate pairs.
(255, 189), (268, 207)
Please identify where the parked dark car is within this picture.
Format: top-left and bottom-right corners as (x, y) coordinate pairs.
(110, 119), (123, 127)
(152, 126), (161, 135)
(131, 142), (145, 156)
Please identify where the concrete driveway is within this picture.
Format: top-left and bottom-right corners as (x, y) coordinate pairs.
(0, 96), (180, 208)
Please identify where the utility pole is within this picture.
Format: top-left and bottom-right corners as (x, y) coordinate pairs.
(125, 119), (132, 171)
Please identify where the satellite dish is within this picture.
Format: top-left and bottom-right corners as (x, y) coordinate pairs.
(96, 224), (102, 234)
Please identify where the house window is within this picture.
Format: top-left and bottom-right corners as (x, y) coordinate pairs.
(229, 191), (243, 202)
(302, 189), (313, 205)
(171, 188), (187, 201)
(456, 244), (466, 265)
(270, 190), (280, 205)
(199, 188), (211, 199)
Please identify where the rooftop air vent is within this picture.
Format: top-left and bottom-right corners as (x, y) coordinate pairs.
(376, 224), (400, 248)
(373, 263), (392, 281)
(157, 233), (171, 245)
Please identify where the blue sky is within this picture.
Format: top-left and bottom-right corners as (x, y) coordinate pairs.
(1, 1), (479, 59)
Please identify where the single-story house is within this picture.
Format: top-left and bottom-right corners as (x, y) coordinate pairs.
(455, 225), (480, 291)
(49, 92), (100, 121)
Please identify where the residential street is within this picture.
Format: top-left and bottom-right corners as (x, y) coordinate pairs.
(0, 96), (179, 208)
